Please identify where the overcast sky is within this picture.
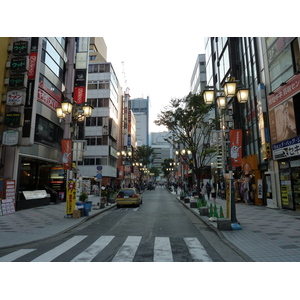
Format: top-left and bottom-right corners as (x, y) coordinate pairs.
(104, 35), (205, 132)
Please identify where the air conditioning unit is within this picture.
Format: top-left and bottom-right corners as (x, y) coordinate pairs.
(4, 78), (9, 85)
(7, 44), (12, 52)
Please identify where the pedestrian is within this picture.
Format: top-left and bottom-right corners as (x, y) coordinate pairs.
(211, 183), (217, 203)
(201, 183), (206, 204)
(206, 182), (211, 201)
(174, 182), (178, 194)
(106, 184), (111, 205)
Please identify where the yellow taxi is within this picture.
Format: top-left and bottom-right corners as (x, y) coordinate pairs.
(116, 188), (143, 208)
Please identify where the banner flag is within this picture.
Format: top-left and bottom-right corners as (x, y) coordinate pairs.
(230, 130), (242, 167)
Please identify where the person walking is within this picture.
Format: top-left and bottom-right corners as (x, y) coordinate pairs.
(174, 182), (178, 194)
(211, 183), (217, 203)
(201, 183), (206, 205)
(206, 182), (211, 201)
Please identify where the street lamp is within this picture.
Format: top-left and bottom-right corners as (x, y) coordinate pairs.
(56, 99), (94, 179)
(56, 100), (93, 121)
(203, 77), (249, 230)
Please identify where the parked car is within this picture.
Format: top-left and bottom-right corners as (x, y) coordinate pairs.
(116, 188), (143, 208)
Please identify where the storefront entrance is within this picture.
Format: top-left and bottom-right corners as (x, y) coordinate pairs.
(279, 159), (300, 211)
(17, 157), (65, 210)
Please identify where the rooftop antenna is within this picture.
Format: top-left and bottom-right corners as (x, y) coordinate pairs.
(121, 61), (130, 94)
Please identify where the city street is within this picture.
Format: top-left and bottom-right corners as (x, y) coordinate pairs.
(0, 186), (248, 262)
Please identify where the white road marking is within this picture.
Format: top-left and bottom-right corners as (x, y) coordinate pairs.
(112, 236), (142, 262)
(0, 249), (36, 262)
(31, 235), (87, 262)
(71, 235), (115, 262)
(184, 237), (212, 262)
(154, 237), (173, 262)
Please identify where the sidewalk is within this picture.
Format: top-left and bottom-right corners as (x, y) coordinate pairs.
(171, 189), (300, 262)
(0, 194), (115, 249)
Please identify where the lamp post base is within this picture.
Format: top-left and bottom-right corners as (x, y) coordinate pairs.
(231, 222), (242, 230)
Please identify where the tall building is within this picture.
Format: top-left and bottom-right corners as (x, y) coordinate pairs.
(129, 96), (150, 146)
(190, 54), (207, 94)
(205, 37), (265, 205)
(1, 37), (80, 210)
(79, 38), (122, 187)
(204, 37), (300, 211)
(0, 38), (12, 171)
(261, 37), (300, 211)
(150, 131), (173, 179)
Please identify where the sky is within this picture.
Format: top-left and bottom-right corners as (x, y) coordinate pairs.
(104, 34), (205, 132)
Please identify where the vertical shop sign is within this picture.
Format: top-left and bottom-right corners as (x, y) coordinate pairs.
(62, 139), (72, 170)
(22, 37), (39, 140)
(73, 38), (89, 104)
(66, 181), (76, 215)
(230, 130), (242, 167)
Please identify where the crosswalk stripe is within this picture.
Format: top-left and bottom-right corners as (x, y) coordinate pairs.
(0, 236), (213, 262)
(31, 235), (87, 262)
(154, 237), (173, 262)
(0, 249), (36, 262)
(71, 235), (115, 262)
(112, 236), (142, 262)
(184, 237), (212, 262)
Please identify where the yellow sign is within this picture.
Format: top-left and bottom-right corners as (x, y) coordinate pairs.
(66, 180), (76, 215)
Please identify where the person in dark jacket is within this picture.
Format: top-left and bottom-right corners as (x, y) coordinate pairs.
(206, 182), (211, 201)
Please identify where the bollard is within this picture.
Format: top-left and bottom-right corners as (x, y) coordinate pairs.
(213, 204), (218, 218)
(209, 203), (213, 217)
(219, 206), (224, 218)
(197, 199), (202, 208)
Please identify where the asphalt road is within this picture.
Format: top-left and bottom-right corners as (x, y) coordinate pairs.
(0, 186), (248, 262)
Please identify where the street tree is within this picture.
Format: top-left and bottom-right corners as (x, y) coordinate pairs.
(161, 158), (176, 186)
(150, 166), (160, 178)
(154, 93), (216, 196)
(134, 145), (156, 185)
(134, 145), (156, 166)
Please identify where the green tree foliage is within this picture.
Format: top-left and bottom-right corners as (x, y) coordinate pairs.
(161, 158), (175, 185)
(150, 166), (160, 178)
(134, 145), (156, 167)
(155, 93), (216, 195)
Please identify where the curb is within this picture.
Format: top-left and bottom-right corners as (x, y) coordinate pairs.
(167, 188), (254, 262)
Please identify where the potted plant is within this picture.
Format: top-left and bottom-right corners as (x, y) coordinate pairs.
(100, 190), (107, 208)
(79, 192), (88, 203)
(79, 192), (92, 214)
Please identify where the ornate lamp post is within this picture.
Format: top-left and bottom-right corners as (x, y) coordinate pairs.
(203, 77), (249, 229)
(56, 99), (93, 179)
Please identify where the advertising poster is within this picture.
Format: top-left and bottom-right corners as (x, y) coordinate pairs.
(66, 181), (76, 215)
(230, 129), (242, 167)
(62, 139), (72, 170)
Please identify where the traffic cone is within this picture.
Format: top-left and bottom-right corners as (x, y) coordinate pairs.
(209, 203), (213, 217)
(219, 206), (224, 218)
(213, 204), (218, 218)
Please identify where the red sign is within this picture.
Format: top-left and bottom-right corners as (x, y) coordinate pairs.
(37, 88), (60, 111)
(268, 73), (300, 109)
(118, 165), (124, 178)
(62, 139), (72, 170)
(28, 52), (37, 79)
(230, 130), (242, 167)
(74, 86), (86, 104)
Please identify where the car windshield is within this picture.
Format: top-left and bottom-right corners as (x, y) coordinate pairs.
(119, 190), (136, 197)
